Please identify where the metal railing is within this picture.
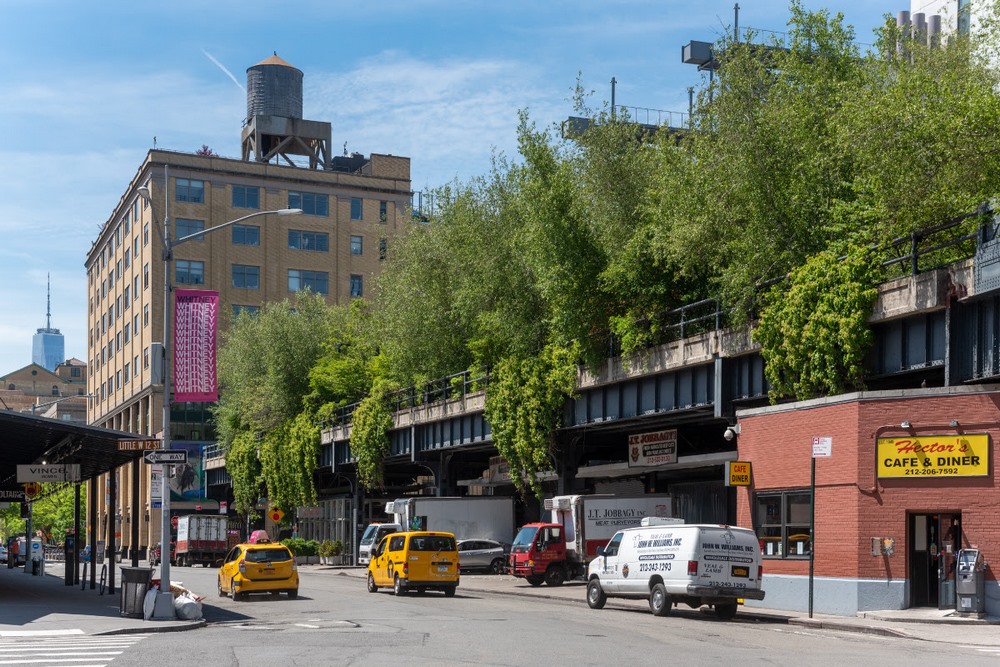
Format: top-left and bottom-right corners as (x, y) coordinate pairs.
(314, 207), (986, 430)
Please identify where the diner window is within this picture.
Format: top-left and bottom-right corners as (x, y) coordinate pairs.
(754, 490), (812, 559)
(176, 178), (205, 203)
(288, 230), (329, 252)
(232, 185), (260, 210)
(288, 191), (328, 216)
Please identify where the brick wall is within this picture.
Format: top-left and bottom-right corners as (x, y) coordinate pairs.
(737, 391), (1000, 583)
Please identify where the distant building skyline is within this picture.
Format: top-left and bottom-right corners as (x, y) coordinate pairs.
(31, 274), (64, 372)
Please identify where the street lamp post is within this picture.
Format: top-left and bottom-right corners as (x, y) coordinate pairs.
(138, 170), (301, 619)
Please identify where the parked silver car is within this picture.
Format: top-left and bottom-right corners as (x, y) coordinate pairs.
(457, 539), (508, 574)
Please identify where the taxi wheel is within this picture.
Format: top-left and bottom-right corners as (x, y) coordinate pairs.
(217, 577), (226, 598)
(367, 573), (378, 593)
(230, 579), (242, 601)
(714, 603), (738, 620)
(287, 589), (298, 599)
(393, 574), (406, 596)
(649, 583), (672, 617)
(489, 558), (505, 574)
(587, 579), (607, 609)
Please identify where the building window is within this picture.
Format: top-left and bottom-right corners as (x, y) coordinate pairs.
(144, 222), (149, 246)
(233, 305), (261, 318)
(143, 263), (149, 289)
(350, 235), (363, 256)
(124, 248), (131, 269)
(288, 230), (329, 252)
(143, 304), (149, 327)
(288, 191), (328, 216)
(232, 185), (260, 210)
(232, 224), (260, 246)
(143, 347), (149, 369)
(350, 274), (363, 298)
(124, 285), (130, 310)
(288, 269), (328, 295)
(175, 260), (205, 285)
(134, 355), (139, 377)
(176, 178), (205, 203)
(134, 236), (139, 256)
(134, 313), (140, 332)
(175, 218), (205, 241)
(232, 264), (260, 289)
(124, 323), (131, 343)
(351, 197), (363, 221)
(124, 362), (130, 381)
(754, 490), (812, 559)
(379, 238), (388, 260)
(71, 367), (81, 378)
(379, 200), (387, 223)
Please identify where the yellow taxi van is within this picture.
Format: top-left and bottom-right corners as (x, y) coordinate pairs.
(366, 530), (459, 597)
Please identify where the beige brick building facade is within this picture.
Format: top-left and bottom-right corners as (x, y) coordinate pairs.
(83, 146), (411, 556)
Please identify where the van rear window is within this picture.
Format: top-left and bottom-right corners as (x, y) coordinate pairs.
(409, 536), (456, 551)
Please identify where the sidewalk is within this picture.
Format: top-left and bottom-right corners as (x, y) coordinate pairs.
(2, 561), (998, 644)
(0, 563), (202, 636)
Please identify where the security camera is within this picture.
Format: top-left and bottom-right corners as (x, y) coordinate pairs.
(724, 427), (735, 441)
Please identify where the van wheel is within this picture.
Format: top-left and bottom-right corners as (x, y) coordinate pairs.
(489, 558), (505, 574)
(367, 573), (378, 593)
(544, 566), (565, 587)
(286, 589), (298, 599)
(444, 586), (456, 598)
(526, 575), (544, 587)
(587, 579), (607, 609)
(649, 583), (672, 617)
(393, 574), (406, 596)
(714, 603), (738, 620)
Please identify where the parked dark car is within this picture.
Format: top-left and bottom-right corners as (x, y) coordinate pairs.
(457, 539), (508, 574)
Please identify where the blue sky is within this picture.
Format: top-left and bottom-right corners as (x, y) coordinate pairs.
(0, 0), (903, 376)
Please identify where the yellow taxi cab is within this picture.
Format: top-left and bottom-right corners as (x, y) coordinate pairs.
(218, 538), (298, 600)
(366, 531), (459, 597)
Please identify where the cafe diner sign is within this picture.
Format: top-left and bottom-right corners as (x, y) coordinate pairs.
(877, 434), (989, 478)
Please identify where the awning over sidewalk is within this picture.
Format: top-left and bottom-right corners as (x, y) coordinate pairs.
(0, 410), (150, 488)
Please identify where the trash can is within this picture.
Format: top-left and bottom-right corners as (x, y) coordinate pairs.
(119, 566), (154, 618)
(956, 548), (986, 614)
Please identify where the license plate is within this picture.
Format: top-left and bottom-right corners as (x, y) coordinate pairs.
(731, 566), (749, 577)
(262, 568), (275, 574)
(437, 566), (449, 573)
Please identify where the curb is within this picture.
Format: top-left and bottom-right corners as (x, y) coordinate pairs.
(96, 619), (207, 636)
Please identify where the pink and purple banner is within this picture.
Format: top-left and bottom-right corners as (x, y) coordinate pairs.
(174, 289), (219, 402)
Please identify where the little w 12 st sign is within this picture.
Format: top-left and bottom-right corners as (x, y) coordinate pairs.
(18, 464), (81, 483)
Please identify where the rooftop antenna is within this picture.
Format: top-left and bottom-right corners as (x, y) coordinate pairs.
(46, 273), (52, 329)
(610, 77), (617, 120)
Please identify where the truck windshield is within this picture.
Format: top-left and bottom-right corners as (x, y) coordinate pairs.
(360, 526), (380, 546)
(510, 526), (539, 552)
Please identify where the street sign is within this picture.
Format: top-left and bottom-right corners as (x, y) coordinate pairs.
(171, 515), (179, 529)
(17, 464), (80, 482)
(725, 461), (752, 487)
(118, 439), (162, 451)
(143, 449), (188, 465)
(812, 436), (832, 458)
(23, 482), (41, 500)
(269, 508), (285, 523)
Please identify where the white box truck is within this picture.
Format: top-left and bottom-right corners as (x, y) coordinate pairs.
(175, 515), (228, 567)
(384, 496), (516, 545)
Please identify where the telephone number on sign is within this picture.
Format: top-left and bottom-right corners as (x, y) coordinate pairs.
(903, 468), (958, 476)
(639, 562), (672, 572)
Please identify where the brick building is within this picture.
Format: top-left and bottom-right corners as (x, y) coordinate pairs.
(736, 387), (1000, 616)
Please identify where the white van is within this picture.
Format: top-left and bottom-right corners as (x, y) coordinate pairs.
(586, 518), (765, 619)
(357, 523), (401, 565)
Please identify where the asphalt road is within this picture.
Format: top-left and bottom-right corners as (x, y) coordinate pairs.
(87, 566), (1000, 667)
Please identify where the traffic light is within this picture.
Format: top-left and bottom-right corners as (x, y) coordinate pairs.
(20, 501), (29, 519)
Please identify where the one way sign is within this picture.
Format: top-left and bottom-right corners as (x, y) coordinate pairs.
(143, 450), (188, 465)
